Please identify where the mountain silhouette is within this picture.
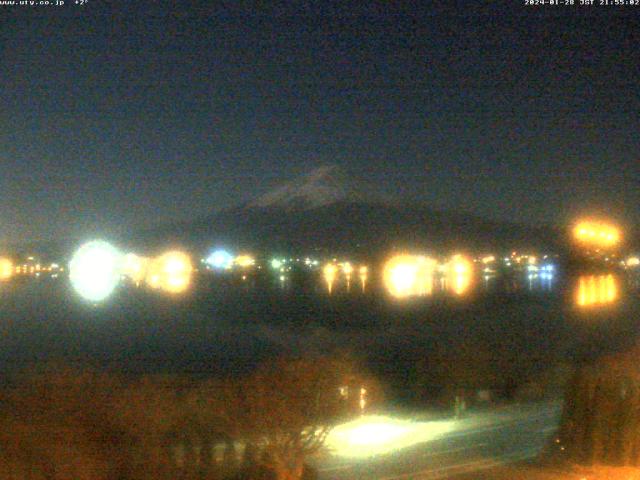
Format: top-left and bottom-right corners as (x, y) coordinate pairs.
(133, 165), (561, 256)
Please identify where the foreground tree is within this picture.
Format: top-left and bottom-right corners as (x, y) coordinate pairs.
(0, 367), (181, 480)
(228, 355), (377, 480)
(559, 344), (640, 466)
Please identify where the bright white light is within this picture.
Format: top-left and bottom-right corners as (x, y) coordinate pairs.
(206, 249), (233, 270)
(69, 241), (122, 302)
(326, 415), (453, 458)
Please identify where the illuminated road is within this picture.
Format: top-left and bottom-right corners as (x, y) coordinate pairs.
(315, 401), (562, 480)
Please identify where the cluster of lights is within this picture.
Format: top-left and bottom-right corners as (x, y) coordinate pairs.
(322, 260), (367, 293)
(382, 254), (475, 299)
(573, 220), (620, 248)
(526, 263), (555, 282)
(502, 252), (538, 267)
(382, 254), (437, 298)
(204, 249), (258, 271)
(480, 255), (496, 264)
(9, 257), (64, 279)
(69, 241), (194, 302)
(270, 256), (319, 271)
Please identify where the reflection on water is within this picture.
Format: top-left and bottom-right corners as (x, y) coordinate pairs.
(446, 255), (473, 296)
(323, 263), (337, 294)
(311, 255), (636, 310)
(575, 274), (619, 308)
(359, 266), (368, 293)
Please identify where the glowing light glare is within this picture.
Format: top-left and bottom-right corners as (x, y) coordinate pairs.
(341, 262), (354, 290)
(325, 415), (453, 459)
(0, 258), (13, 281)
(446, 254), (474, 296)
(122, 253), (148, 284)
(323, 263), (337, 293)
(160, 251), (192, 293)
(234, 255), (255, 268)
(573, 220), (620, 248)
(627, 257), (640, 268)
(359, 265), (368, 291)
(270, 258), (283, 269)
(383, 255), (436, 298)
(69, 241), (122, 302)
(206, 250), (233, 270)
(481, 255), (495, 264)
(341, 262), (354, 276)
(576, 274), (618, 308)
(146, 251), (193, 294)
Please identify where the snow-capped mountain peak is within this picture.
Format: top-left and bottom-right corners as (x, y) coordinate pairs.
(248, 165), (391, 210)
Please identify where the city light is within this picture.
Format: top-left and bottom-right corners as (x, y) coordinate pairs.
(270, 258), (283, 269)
(573, 220), (621, 248)
(69, 240), (122, 302)
(234, 254), (255, 268)
(446, 254), (474, 296)
(206, 249), (233, 270)
(0, 257), (13, 281)
(626, 256), (640, 268)
(359, 265), (368, 292)
(576, 274), (618, 308)
(323, 263), (337, 294)
(121, 253), (148, 284)
(383, 254), (436, 298)
(146, 251), (193, 294)
(342, 262), (353, 290)
(325, 415), (453, 458)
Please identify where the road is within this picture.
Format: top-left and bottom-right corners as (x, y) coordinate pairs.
(315, 401), (562, 480)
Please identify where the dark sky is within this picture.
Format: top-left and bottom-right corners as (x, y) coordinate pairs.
(1, 1), (638, 243)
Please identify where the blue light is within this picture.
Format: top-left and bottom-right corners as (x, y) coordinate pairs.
(206, 249), (233, 270)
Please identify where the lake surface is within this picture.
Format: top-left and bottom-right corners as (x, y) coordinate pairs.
(0, 266), (638, 403)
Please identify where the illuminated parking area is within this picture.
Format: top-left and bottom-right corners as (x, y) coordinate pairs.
(325, 415), (453, 459)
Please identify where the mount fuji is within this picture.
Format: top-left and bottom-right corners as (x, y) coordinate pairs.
(247, 165), (394, 210)
(136, 165), (559, 255)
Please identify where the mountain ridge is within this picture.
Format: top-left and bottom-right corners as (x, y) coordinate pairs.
(246, 165), (395, 210)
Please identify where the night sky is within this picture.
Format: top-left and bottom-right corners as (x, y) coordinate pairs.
(1, 2), (638, 243)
